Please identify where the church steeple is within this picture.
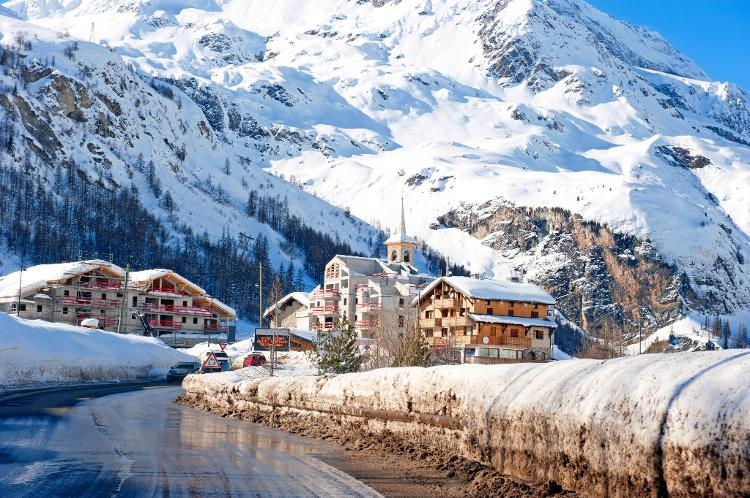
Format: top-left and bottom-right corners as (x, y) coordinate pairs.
(384, 194), (417, 264)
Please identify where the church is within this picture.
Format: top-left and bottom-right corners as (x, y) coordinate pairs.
(266, 197), (434, 341)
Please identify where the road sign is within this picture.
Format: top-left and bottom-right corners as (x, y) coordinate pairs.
(201, 351), (221, 370)
(219, 342), (227, 352)
(253, 328), (290, 352)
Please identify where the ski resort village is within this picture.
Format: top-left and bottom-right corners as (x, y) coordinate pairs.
(1, 0), (749, 496)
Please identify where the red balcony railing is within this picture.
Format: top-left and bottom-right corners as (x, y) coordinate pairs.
(354, 320), (373, 330)
(356, 302), (381, 312)
(312, 289), (340, 299)
(76, 313), (118, 325)
(140, 304), (212, 316)
(78, 280), (121, 290)
(312, 322), (334, 331)
(310, 305), (339, 315)
(148, 320), (181, 330)
(60, 297), (121, 308)
(149, 287), (186, 295)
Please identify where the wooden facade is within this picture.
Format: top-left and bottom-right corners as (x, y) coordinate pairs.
(415, 277), (557, 362)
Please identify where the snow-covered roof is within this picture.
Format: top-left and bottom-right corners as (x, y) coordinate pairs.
(468, 313), (558, 329)
(128, 269), (206, 295)
(263, 292), (310, 318)
(193, 295), (237, 319)
(385, 232), (417, 244)
(0, 260), (123, 299)
(416, 276), (555, 305)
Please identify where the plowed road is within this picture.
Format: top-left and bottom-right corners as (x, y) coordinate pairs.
(0, 383), (381, 497)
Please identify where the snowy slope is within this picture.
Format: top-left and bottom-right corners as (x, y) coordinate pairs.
(0, 313), (192, 388)
(2, 0), (750, 337)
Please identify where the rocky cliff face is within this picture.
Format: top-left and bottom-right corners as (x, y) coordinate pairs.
(439, 199), (745, 341)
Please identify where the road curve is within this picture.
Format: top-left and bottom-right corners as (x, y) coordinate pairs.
(0, 384), (382, 497)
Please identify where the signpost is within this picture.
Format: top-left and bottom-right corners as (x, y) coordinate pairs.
(254, 328), (290, 376)
(201, 351), (221, 372)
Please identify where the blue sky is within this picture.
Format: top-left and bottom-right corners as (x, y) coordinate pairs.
(589, 0), (750, 90)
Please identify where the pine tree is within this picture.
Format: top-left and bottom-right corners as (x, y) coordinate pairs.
(721, 320), (731, 349)
(223, 158), (231, 175)
(308, 314), (362, 374)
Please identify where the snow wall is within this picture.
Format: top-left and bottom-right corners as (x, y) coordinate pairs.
(0, 314), (193, 389)
(181, 351), (750, 497)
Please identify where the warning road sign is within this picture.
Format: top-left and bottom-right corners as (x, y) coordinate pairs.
(201, 351), (221, 370)
(219, 342), (227, 351)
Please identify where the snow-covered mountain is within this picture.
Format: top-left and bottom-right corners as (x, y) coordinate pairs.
(2, 0), (749, 340)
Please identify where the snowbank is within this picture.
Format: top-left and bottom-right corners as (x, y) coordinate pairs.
(0, 314), (192, 389)
(182, 351), (750, 497)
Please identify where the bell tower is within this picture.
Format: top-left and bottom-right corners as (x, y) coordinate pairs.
(384, 195), (417, 264)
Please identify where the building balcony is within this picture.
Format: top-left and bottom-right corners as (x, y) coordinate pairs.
(442, 316), (471, 328)
(420, 318), (442, 328)
(312, 322), (334, 331)
(148, 287), (186, 296)
(432, 297), (458, 308)
(312, 289), (340, 300)
(140, 304), (212, 316)
(148, 320), (181, 330)
(77, 280), (121, 290)
(473, 336), (531, 348)
(59, 296), (121, 308)
(310, 305), (340, 315)
(354, 320), (373, 330)
(356, 302), (381, 312)
(76, 313), (118, 326)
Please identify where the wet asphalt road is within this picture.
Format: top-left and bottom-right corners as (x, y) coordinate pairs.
(0, 383), (382, 497)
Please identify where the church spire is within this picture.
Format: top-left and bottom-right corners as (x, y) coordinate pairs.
(399, 194), (406, 235)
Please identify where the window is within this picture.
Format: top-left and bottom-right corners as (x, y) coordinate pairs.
(181, 317), (187, 323)
(403, 250), (410, 263)
(64, 290), (70, 296)
(183, 301), (188, 307)
(100, 309), (105, 315)
(132, 296), (138, 307)
(37, 305), (43, 313)
(531, 311), (539, 318)
(117, 292), (123, 298)
(485, 300), (490, 305)
(535, 330), (544, 340)
(510, 328), (519, 338)
(341, 279), (349, 288)
(101, 293), (107, 299)
(508, 309), (514, 317)
(425, 310), (433, 318)
(399, 298), (404, 306)
(193, 317), (198, 324)
(425, 329), (433, 337)
(391, 250), (397, 261)
(63, 307), (69, 315)
(459, 307), (466, 316)
(343, 298), (347, 305)
(19, 304), (26, 312)
(464, 327), (472, 336)
(508, 301), (514, 308)
(487, 308), (493, 315)
(398, 315), (405, 327)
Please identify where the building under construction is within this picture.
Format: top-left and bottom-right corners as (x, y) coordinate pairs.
(0, 260), (236, 343)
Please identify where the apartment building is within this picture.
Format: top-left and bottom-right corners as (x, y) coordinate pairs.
(0, 260), (236, 340)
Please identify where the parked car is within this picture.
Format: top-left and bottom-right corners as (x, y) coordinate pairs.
(166, 361), (201, 382)
(243, 353), (268, 368)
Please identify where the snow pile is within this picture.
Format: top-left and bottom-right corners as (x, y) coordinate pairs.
(0, 313), (192, 389)
(182, 351), (750, 496)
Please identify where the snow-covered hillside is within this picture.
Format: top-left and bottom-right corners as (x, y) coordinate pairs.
(2, 0), (749, 340)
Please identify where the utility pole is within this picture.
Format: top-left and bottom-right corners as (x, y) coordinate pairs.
(258, 262), (263, 328)
(16, 253), (24, 317)
(638, 308), (642, 354)
(207, 295), (213, 347)
(117, 264), (129, 334)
